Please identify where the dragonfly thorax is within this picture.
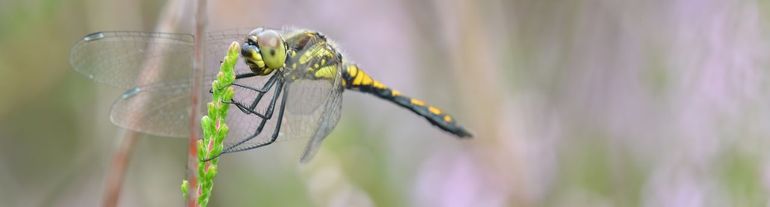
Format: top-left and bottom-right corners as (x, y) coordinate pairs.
(242, 29), (288, 76)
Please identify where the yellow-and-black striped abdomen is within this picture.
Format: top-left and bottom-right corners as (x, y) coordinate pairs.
(341, 64), (472, 138)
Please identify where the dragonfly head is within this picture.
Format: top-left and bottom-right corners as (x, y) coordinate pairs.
(242, 28), (287, 76)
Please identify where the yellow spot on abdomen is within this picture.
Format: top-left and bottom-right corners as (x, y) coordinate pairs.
(443, 115), (453, 122)
(391, 90), (401, 96)
(361, 74), (373, 86)
(428, 106), (442, 115)
(348, 65), (359, 77)
(352, 72), (365, 85)
(411, 99), (425, 106)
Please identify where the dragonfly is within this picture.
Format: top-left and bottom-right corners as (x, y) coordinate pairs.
(70, 27), (472, 162)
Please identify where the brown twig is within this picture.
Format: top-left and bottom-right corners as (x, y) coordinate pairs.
(187, 0), (208, 206)
(101, 131), (139, 207)
(100, 0), (187, 206)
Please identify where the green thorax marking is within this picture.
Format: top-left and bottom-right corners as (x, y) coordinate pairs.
(280, 31), (343, 81)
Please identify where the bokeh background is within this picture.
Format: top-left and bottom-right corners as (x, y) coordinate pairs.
(2, 0), (770, 206)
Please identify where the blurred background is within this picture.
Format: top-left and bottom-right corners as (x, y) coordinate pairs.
(1, 0), (770, 206)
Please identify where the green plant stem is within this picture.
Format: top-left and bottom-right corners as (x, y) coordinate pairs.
(188, 41), (238, 207)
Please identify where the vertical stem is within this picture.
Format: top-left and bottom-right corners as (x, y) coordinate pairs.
(187, 0), (207, 206)
(100, 0), (186, 206)
(101, 132), (139, 207)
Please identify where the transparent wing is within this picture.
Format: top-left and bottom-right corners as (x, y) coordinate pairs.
(75, 29), (255, 136)
(221, 66), (344, 160)
(69, 29), (257, 89)
(69, 31), (194, 89)
(110, 63), (344, 147)
(109, 71), (273, 138)
(295, 75), (344, 162)
(110, 80), (197, 137)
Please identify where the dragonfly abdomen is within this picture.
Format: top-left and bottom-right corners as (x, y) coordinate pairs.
(341, 64), (472, 138)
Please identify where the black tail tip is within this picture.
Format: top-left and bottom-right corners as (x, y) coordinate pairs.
(454, 127), (474, 138)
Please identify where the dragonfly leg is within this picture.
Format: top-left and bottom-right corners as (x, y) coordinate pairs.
(218, 83), (288, 155)
(230, 83), (271, 93)
(242, 72), (281, 110)
(229, 73), (276, 93)
(208, 72), (259, 94)
(230, 101), (259, 115)
(271, 83), (288, 139)
(217, 79), (285, 155)
(208, 72), (269, 94)
(222, 73), (280, 119)
(235, 72), (258, 79)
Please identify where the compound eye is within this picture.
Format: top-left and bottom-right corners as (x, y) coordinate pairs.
(246, 35), (257, 45)
(256, 30), (287, 69)
(245, 28), (264, 45)
(248, 28), (265, 37)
